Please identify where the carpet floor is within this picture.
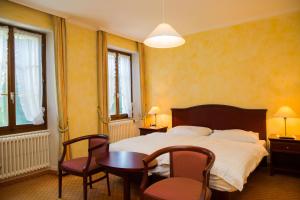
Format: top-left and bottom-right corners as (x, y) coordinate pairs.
(0, 167), (299, 200)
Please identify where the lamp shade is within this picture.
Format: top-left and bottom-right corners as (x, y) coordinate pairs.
(274, 106), (297, 118)
(148, 106), (160, 115)
(144, 23), (185, 48)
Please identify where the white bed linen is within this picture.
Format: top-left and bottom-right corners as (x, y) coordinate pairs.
(110, 132), (268, 191)
(150, 164), (237, 191)
(209, 139), (267, 192)
(258, 140), (266, 148)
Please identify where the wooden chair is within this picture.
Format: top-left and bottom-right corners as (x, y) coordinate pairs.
(141, 146), (215, 200)
(58, 134), (111, 200)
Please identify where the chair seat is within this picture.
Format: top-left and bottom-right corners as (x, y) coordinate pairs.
(144, 177), (210, 200)
(61, 157), (99, 173)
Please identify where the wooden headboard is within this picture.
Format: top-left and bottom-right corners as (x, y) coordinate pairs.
(171, 104), (267, 140)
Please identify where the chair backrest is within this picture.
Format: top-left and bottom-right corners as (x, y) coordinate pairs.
(171, 149), (209, 181)
(143, 146), (215, 182)
(141, 146), (215, 194)
(88, 135), (109, 163)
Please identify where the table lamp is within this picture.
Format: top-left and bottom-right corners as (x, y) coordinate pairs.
(274, 106), (297, 139)
(148, 106), (160, 127)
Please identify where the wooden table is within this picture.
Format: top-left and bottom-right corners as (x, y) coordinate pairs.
(269, 134), (300, 175)
(98, 151), (157, 200)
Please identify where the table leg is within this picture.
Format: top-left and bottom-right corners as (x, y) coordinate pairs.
(123, 175), (130, 200)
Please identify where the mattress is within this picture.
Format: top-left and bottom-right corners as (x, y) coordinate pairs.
(110, 133), (268, 192)
(150, 139), (266, 192)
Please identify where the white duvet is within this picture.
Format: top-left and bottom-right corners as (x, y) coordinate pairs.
(109, 132), (268, 191)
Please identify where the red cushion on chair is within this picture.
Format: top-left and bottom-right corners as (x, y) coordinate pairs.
(144, 177), (207, 200)
(61, 157), (98, 173)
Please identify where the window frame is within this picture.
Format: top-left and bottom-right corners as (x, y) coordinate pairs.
(0, 22), (47, 135)
(108, 49), (133, 121)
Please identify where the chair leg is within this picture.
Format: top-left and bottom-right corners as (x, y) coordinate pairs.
(106, 171), (111, 196)
(83, 176), (88, 200)
(58, 169), (62, 198)
(89, 175), (93, 189)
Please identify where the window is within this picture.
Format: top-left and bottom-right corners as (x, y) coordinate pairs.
(0, 23), (46, 134)
(108, 49), (132, 120)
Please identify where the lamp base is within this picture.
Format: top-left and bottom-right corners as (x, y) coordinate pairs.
(279, 136), (295, 140)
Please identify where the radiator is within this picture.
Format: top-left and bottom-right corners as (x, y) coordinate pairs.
(0, 130), (50, 179)
(109, 120), (139, 143)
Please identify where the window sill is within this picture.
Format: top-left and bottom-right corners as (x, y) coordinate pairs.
(109, 118), (134, 123)
(0, 124), (48, 136)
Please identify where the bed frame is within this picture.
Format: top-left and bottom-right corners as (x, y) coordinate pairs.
(171, 104), (267, 200)
(172, 104), (267, 140)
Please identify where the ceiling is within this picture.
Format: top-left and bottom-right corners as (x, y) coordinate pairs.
(11, 0), (300, 42)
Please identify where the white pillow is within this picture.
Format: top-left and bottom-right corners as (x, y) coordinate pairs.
(167, 126), (212, 136)
(210, 129), (259, 143)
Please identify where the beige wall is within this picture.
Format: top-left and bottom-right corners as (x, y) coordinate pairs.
(145, 11), (300, 137)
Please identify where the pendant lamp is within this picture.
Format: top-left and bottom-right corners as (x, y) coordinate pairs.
(144, 0), (185, 48)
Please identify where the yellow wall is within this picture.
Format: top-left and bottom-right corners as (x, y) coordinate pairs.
(0, 0), (138, 157)
(66, 23), (98, 157)
(145, 11), (300, 137)
(66, 28), (137, 157)
(107, 33), (137, 52)
(6, 0), (297, 154)
(0, 0), (96, 157)
(0, 0), (52, 30)
(66, 29), (137, 157)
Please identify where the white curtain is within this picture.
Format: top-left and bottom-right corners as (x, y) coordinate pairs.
(108, 52), (116, 116)
(118, 54), (132, 117)
(14, 29), (44, 125)
(0, 26), (8, 126)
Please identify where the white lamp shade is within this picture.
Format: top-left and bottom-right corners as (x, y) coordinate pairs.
(144, 23), (185, 48)
(274, 106), (297, 118)
(148, 106), (160, 115)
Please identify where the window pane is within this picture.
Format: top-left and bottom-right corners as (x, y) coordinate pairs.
(0, 26), (8, 127)
(14, 29), (44, 125)
(108, 52), (116, 116)
(118, 54), (132, 117)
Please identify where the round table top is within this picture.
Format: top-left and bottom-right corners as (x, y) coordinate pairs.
(98, 151), (157, 173)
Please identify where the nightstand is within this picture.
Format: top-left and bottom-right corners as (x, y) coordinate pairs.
(139, 126), (168, 136)
(269, 135), (300, 175)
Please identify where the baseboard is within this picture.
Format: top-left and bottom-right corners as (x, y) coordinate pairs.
(50, 164), (58, 171)
(0, 168), (57, 186)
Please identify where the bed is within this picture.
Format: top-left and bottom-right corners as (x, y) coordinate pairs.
(110, 104), (268, 199)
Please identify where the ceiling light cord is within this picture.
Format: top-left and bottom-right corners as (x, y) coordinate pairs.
(162, 0), (165, 23)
